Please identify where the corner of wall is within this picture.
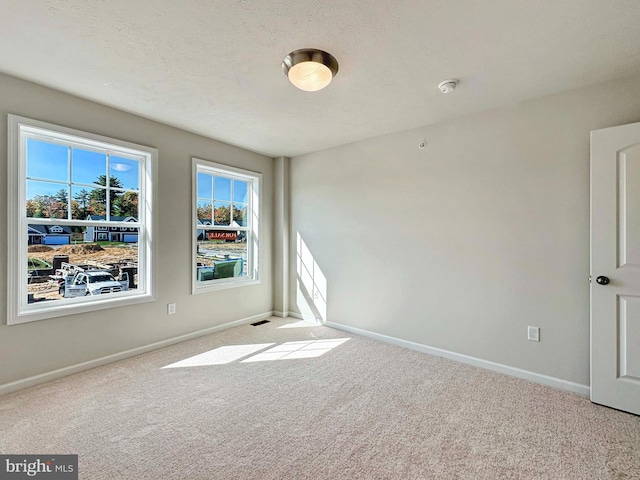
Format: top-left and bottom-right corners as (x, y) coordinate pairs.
(272, 156), (290, 314)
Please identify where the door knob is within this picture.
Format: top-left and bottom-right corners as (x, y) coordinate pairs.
(596, 276), (610, 285)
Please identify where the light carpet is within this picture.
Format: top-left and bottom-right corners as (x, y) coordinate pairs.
(0, 317), (638, 479)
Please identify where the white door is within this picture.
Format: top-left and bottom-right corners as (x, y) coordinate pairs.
(591, 121), (640, 415)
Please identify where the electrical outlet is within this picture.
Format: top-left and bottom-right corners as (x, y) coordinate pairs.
(528, 326), (540, 342)
(167, 303), (176, 315)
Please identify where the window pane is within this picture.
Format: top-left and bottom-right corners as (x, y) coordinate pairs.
(197, 201), (213, 223)
(88, 186), (107, 217)
(196, 234), (247, 282)
(110, 156), (139, 190)
(233, 180), (248, 204)
(214, 176), (231, 201)
(197, 172), (213, 200)
(71, 186), (93, 220)
(26, 225), (139, 303)
(26, 181), (69, 219)
(233, 203), (248, 227)
(71, 148), (107, 186)
(110, 191), (138, 219)
(214, 201), (231, 226)
(26, 139), (68, 182)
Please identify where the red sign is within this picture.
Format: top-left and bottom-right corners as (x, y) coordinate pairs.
(207, 231), (237, 241)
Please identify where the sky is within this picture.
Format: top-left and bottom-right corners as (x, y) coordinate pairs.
(26, 138), (140, 200)
(196, 173), (249, 227)
(26, 138), (251, 225)
(197, 172), (248, 205)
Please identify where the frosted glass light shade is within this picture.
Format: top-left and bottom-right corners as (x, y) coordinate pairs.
(288, 61), (333, 92)
(282, 49), (338, 92)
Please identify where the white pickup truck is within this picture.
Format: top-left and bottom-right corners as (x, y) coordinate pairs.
(59, 270), (129, 298)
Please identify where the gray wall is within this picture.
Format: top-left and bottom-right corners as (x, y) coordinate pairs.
(289, 74), (640, 386)
(0, 73), (274, 386)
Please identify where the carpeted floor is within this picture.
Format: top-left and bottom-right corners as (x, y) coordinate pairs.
(1, 317), (638, 479)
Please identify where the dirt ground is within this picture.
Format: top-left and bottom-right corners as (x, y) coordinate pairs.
(28, 243), (138, 266)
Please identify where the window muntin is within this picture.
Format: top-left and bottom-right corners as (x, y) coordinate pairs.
(193, 159), (260, 292)
(8, 115), (156, 325)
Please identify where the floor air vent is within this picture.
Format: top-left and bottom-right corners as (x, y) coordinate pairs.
(250, 320), (270, 326)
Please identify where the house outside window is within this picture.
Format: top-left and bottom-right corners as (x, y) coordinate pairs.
(7, 115), (156, 325)
(193, 158), (261, 292)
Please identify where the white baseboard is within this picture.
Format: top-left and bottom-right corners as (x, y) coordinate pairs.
(0, 311), (274, 396)
(272, 310), (290, 318)
(325, 321), (590, 397)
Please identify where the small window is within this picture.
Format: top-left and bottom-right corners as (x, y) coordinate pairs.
(193, 158), (261, 292)
(7, 115), (157, 324)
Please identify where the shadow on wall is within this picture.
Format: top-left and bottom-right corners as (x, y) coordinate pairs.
(296, 232), (327, 323)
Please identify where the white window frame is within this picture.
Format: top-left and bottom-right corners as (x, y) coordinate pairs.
(7, 115), (157, 325)
(192, 158), (261, 293)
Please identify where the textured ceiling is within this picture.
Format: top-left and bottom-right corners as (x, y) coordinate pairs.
(1, 0), (640, 157)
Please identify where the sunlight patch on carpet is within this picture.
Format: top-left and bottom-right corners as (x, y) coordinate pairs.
(161, 343), (275, 368)
(241, 338), (350, 362)
(277, 320), (320, 329)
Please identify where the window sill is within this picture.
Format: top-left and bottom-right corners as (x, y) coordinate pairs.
(9, 292), (156, 326)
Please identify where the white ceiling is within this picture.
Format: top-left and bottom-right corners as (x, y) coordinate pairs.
(1, 0), (639, 157)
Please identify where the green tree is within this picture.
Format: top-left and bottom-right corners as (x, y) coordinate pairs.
(197, 204), (213, 221)
(214, 205), (230, 225)
(29, 196), (45, 218)
(38, 195), (54, 218)
(90, 175), (123, 216)
(114, 191), (138, 218)
(73, 189), (91, 219)
(52, 189), (68, 218)
(31, 192), (66, 219)
(26, 199), (36, 217)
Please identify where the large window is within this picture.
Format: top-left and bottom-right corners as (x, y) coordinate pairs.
(7, 115), (156, 325)
(193, 158), (260, 292)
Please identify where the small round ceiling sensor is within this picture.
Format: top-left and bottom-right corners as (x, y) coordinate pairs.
(438, 79), (459, 94)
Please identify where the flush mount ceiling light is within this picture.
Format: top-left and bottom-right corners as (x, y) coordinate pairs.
(282, 48), (339, 92)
